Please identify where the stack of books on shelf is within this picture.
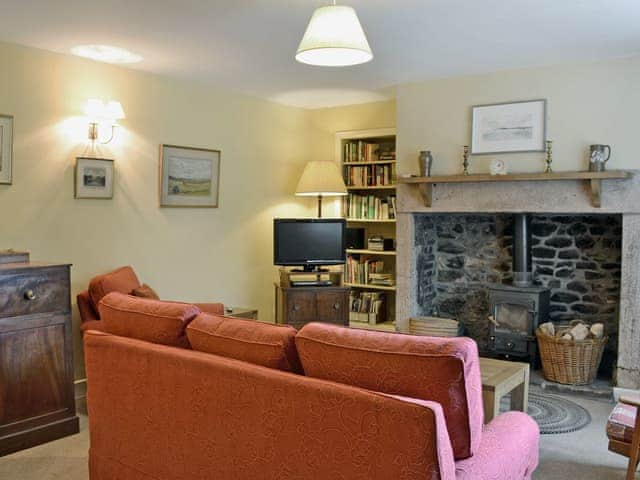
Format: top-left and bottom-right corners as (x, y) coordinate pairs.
(344, 141), (380, 163)
(346, 194), (396, 220)
(345, 256), (384, 285)
(345, 164), (395, 187)
(378, 150), (396, 162)
(368, 272), (395, 287)
(349, 291), (386, 324)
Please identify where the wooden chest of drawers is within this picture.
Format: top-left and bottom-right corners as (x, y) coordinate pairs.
(0, 262), (79, 456)
(275, 284), (349, 330)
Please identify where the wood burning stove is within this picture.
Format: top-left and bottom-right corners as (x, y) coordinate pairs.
(487, 214), (550, 365)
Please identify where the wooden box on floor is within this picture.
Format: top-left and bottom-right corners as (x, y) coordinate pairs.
(0, 262), (79, 456)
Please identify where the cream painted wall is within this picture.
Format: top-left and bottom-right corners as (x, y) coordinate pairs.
(397, 55), (640, 176)
(0, 42), (313, 378)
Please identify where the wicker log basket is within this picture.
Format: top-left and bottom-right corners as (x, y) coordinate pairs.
(536, 321), (607, 385)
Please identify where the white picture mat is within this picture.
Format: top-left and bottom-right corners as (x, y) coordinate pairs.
(75, 158), (114, 198)
(0, 116), (13, 184)
(471, 100), (546, 154)
(160, 145), (220, 207)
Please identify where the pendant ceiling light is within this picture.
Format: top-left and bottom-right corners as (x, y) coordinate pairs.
(296, 1), (373, 67)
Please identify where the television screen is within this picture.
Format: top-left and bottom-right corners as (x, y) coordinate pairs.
(274, 219), (346, 268)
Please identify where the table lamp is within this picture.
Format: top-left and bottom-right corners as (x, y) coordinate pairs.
(295, 161), (347, 217)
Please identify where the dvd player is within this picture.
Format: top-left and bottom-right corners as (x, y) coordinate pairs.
(290, 280), (334, 287)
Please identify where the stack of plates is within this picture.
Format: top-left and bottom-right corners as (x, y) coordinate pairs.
(409, 316), (461, 337)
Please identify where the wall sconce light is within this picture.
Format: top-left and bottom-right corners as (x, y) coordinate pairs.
(84, 99), (125, 144)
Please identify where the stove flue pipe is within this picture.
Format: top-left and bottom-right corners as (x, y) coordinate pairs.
(512, 214), (533, 287)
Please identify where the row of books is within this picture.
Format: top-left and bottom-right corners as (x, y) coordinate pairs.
(349, 291), (386, 324)
(346, 194), (396, 220)
(344, 141), (380, 163)
(345, 256), (384, 285)
(344, 164), (396, 187)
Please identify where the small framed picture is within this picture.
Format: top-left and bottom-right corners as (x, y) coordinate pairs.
(0, 114), (14, 185)
(74, 157), (114, 199)
(471, 99), (546, 155)
(159, 144), (221, 208)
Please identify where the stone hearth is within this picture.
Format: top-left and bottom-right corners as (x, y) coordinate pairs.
(396, 172), (640, 389)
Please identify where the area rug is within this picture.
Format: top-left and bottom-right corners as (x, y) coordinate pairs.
(501, 392), (592, 434)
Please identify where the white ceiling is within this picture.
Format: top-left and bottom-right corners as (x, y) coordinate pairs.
(1, 0), (639, 108)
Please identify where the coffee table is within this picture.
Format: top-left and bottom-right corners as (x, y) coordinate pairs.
(479, 357), (530, 423)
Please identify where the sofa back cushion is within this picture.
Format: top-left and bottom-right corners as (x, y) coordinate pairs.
(99, 292), (199, 348)
(187, 314), (302, 373)
(89, 266), (141, 312)
(295, 322), (483, 460)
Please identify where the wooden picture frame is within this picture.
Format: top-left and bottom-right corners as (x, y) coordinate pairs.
(159, 144), (221, 208)
(471, 99), (547, 155)
(74, 157), (114, 199)
(0, 114), (14, 185)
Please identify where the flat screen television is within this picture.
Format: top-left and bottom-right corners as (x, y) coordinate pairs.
(274, 218), (346, 271)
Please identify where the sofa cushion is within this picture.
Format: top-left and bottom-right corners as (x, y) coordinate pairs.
(607, 402), (637, 443)
(295, 322), (483, 460)
(99, 292), (199, 348)
(89, 266), (141, 312)
(131, 283), (160, 300)
(187, 313), (302, 373)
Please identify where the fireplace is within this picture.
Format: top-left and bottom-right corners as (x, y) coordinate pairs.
(399, 171), (640, 390)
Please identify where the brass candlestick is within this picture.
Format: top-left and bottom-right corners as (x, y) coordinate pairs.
(544, 140), (553, 173)
(462, 146), (470, 175)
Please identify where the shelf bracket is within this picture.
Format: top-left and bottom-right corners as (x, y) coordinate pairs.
(590, 179), (602, 208)
(419, 183), (433, 208)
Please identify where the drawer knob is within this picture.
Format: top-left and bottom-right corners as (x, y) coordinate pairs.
(293, 304), (300, 311)
(24, 290), (37, 301)
(333, 303), (341, 310)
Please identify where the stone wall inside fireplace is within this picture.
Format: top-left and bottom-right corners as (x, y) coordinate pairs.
(414, 213), (622, 375)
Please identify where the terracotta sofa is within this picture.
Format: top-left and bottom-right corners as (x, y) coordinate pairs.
(84, 293), (539, 480)
(77, 266), (224, 332)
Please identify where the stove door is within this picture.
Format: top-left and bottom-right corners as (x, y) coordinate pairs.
(493, 301), (535, 335)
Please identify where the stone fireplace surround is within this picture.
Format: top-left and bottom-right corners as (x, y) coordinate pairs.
(395, 172), (640, 389)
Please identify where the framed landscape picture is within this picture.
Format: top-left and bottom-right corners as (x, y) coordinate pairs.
(0, 114), (14, 185)
(159, 144), (221, 208)
(75, 157), (114, 199)
(471, 99), (546, 154)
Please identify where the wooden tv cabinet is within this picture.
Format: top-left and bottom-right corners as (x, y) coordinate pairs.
(275, 283), (349, 330)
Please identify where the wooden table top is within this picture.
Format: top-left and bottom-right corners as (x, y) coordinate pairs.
(479, 357), (529, 390)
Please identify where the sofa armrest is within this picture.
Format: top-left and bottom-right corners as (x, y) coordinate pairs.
(193, 302), (225, 315)
(454, 412), (539, 480)
(78, 290), (99, 323)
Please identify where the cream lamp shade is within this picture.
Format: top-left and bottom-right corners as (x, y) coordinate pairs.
(295, 161), (347, 217)
(296, 4), (373, 67)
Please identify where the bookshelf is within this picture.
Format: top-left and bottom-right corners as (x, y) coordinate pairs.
(335, 128), (397, 333)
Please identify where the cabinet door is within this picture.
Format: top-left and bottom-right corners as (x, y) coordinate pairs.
(316, 291), (349, 326)
(0, 315), (71, 438)
(285, 290), (316, 329)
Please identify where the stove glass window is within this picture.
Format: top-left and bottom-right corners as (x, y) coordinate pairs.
(495, 303), (531, 334)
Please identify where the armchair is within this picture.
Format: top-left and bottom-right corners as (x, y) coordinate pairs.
(607, 396), (640, 480)
(77, 266), (224, 332)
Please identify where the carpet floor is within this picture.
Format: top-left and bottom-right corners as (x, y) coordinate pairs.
(0, 389), (632, 479)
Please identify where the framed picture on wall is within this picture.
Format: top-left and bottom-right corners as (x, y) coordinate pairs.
(0, 114), (14, 185)
(159, 144), (221, 208)
(74, 157), (114, 199)
(471, 99), (546, 154)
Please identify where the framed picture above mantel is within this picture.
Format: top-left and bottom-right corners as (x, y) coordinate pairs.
(159, 144), (221, 208)
(471, 99), (546, 155)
